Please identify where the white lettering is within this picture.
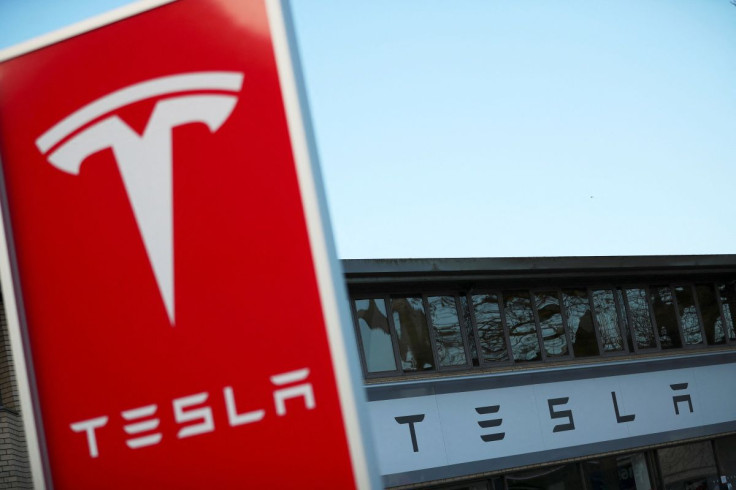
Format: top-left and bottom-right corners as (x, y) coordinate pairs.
(270, 368), (316, 416)
(173, 392), (215, 438)
(122, 404), (162, 449)
(70, 416), (108, 458)
(224, 387), (265, 426)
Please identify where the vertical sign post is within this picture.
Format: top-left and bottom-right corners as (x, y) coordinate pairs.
(0, 0), (377, 487)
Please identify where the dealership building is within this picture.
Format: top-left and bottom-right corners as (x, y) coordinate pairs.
(345, 255), (736, 489)
(2, 255), (736, 488)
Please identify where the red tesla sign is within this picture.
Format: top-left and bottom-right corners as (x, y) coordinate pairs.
(0, 0), (374, 487)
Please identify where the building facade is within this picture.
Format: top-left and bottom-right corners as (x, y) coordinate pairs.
(1, 255), (736, 488)
(345, 256), (736, 489)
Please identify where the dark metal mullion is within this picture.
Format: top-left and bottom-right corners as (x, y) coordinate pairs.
(646, 286), (663, 350)
(587, 287), (606, 356)
(668, 283), (687, 349)
(386, 296), (406, 375)
(579, 461), (590, 490)
(650, 449), (664, 490)
(530, 289), (549, 362)
(422, 295), (441, 371)
(454, 293), (473, 369)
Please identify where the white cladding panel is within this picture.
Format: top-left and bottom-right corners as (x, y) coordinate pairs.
(369, 362), (736, 479)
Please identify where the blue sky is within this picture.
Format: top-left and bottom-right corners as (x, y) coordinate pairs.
(2, 0), (736, 258)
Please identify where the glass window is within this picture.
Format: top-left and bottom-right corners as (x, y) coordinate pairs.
(459, 295), (480, 366)
(592, 289), (624, 352)
(507, 463), (583, 489)
(674, 285), (703, 346)
(696, 284), (726, 345)
(563, 289), (599, 357)
(718, 283), (736, 342)
(354, 298), (396, 373)
(471, 293), (508, 363)
(657, 441), (718, 490)
(625, 288), (657, 349)
(391, 297), (435, 372)
(651, 286), (683, 349)
(427, 296), (468, 368)
(714, 435), (736, 487)
(582, 452), (652, 490)
(503, 291), (541, 362)
(534, 291), (568, 358)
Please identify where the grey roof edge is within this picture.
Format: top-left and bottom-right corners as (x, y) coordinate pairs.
(341, 254), (736, 276)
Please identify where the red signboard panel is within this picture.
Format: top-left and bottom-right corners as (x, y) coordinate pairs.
(0, 1), (369, 487)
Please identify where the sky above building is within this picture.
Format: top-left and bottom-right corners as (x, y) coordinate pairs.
(2, 0), (735, 259)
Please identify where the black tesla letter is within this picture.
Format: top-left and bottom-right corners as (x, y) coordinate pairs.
(548, 397), (575, 432)
(395, 414), (425, 452)
(611, 392), (635, 423)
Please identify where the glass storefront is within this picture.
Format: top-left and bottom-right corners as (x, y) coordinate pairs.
(582, 453), (652, 490)
(657, 441), (718, 490)
(426, 436), (736, 490)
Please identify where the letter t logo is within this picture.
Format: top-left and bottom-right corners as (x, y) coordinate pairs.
(35, 72), (244, 325)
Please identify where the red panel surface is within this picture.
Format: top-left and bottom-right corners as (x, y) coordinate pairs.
(0, 1), (356, 487)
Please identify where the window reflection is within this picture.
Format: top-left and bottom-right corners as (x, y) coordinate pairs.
(582, 453), (652, 490)
(428, 296), (468, 367)
(592, 289), (624, 352)
(657, 441), (718, 490)
(391, 297), (435, 371)
(615, 289), (635, 352)
(534, 291), (568, 357)
(354, 298), (396, 373)
(503, 291), (540, 362)
(507, 463), (583, 489)
(471, 293), (509, 363)
(562, 289), (599, 357)
(651, 286), (682, 349)
(674, 285), (703, 346)
(624, 288), (657, 349)
(714, 435), (736, 487)
(697, 284), (726, 345)
(718, 283), (736, 342)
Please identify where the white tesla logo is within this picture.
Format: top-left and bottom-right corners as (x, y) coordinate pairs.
(36, 72), (244, 325)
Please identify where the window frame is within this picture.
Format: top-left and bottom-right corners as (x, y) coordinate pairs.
(620, 284), (662, 353)
(351, 295), (403, 379)
(530, 288), (574, 362)
(423, 292), (473, 372)
(587, 284), (631, 357)
(466, 289), (514, 369)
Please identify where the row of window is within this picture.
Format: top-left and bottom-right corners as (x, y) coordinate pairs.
(426, 437), (736, 490)
(350, 281), (736, 377)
